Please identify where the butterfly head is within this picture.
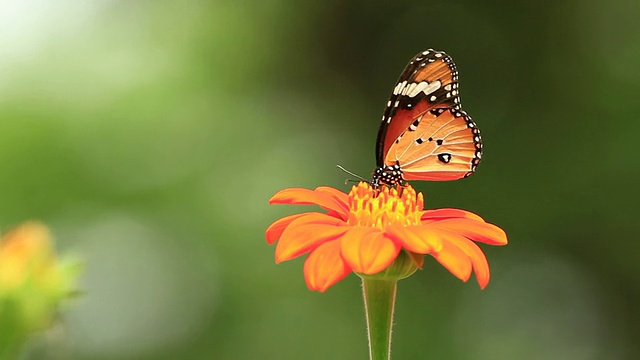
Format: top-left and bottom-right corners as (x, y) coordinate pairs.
(371, 163), (404, 189)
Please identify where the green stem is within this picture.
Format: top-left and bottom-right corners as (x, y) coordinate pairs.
(362, 278), (397, 360)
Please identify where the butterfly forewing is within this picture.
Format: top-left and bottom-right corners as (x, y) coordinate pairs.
(376, 49), (461, 167)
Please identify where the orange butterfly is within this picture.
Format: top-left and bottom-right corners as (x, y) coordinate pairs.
(372, 49), (482, 187)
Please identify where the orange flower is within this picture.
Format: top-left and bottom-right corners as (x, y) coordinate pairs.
(266, 182), (508, 292)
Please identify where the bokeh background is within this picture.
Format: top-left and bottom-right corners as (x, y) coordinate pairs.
(1, 0), (639, 359)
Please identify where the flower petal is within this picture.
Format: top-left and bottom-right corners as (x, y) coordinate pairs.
(266, 211), (345, 245)
(303, 239), (351, 292)
(340, 228), (401, 275)
(429, 218), (508, 245)
(315, 187), (349, 209)
(275, 214), (349, 262)
(385, 225), (443, 254)
(431, 239), (472, 283)
(421, 208), (484, 222)
(265, 213), (308, 245)
(269, 188), (349, 219)
(442, 233), (491, 289)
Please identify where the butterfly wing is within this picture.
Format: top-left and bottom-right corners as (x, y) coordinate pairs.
(376, 49), (461, 168)
(384, 108), (482, 181)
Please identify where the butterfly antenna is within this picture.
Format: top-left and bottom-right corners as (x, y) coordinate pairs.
(336, 165), (368, 184)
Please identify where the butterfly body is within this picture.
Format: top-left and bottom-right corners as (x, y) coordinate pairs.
(371, 49), (482, 187)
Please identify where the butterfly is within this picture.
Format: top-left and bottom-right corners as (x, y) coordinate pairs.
(371, 49), (482, 187)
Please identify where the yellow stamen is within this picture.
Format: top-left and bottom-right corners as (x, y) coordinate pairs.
(347, 183), (424, 229)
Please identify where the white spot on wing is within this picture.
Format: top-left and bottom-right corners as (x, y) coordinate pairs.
(404, 82), (417, 96)
(409, 115), (424, 131)
(393, 81), (407, 95)
(407, 80), (441, 97)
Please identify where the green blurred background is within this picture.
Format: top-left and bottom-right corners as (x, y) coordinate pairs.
(1, 0), (639, 359)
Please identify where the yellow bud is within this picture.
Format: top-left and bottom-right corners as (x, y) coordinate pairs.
(0, 221), (81, 342)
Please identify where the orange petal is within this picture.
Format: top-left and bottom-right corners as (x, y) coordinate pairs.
(340, 228), (401, 275)
(429, 218), (508, 245)
(440, 232), (490, 289)
(431, 239), (472, 283)
(315, 186), (349, 209)
(303, 239), (351, 292)
(275, 214), (349, 262)
(385, 225), (443, 254)
(421, 208), (484, 222)
(269, 188), (349, 219)
(266, 211), (344, 245)
(265, 213), (308, 245)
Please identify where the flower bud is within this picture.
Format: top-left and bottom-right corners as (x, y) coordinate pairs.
(0, 222), (82, 352)
(358, 250), (420, 281)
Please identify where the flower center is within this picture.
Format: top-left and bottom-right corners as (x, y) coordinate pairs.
(347, 182), (424, 229)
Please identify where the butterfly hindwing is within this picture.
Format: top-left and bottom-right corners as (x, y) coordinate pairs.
(384, 108), (482, 181)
